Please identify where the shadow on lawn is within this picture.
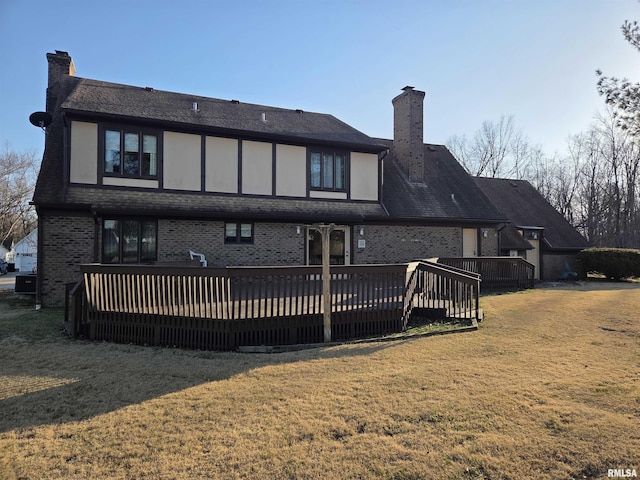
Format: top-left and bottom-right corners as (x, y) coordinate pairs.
(0, 337), (394, 433)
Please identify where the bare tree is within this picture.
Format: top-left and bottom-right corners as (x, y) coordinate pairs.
(447, 115), (539, 179)
(558, 110), (640, 247)
(0, 142), (38, 247)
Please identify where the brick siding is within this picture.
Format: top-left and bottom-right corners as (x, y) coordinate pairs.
(158, 220), (304, 267)
(39, 213), (95, 307)
(352, 225), (462, 264)
(39, 214), (499, 306)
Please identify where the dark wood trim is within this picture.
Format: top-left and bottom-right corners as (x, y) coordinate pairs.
(200, 135), (206, 193)
(98, 123), (162, 181)
(96, 122), (105, 186)
(378, 151), (385, 204)
(238, 140), (243, 195)
(307, 146), (350, 195)
(272, 143), (277, 197)
(62, 114), (71, 199)
(93, 212), (100, 263)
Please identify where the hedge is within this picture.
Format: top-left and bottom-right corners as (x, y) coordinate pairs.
(577, 248), (640, 280)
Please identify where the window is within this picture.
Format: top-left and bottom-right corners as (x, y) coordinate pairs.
(310, 150), (347, 191)
(102, 219), (157, 263)
(224, 223), (254, 244)
(104, 128), (158, 177)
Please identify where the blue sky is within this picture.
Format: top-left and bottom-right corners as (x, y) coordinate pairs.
(1, 0), (638, 158)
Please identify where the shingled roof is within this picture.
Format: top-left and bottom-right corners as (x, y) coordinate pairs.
(31, 54), (507, 227)
(473, 177), (589, 250)
(61, 78), (386, 152)
(378, 139), (506, 223)
(64, 186), (387, 221)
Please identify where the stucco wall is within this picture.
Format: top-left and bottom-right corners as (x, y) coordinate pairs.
(163, 132), (202, 191)
(205, 136), (238, 193)
(241, 141), (272, 195)
(275, 144), (306, 197)
(69, 121), (98, 184)
(350, 152), (378, 201)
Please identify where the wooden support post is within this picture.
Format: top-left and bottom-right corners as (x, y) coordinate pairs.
(314, 223), (335, 343)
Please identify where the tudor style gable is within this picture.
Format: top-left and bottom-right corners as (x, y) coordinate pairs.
(67, 119), (381, 202)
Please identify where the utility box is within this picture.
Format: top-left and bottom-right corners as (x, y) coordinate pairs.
(15, 274), (37, 295)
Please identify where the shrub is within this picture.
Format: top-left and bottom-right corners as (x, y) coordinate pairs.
(577, 248), (640, 280)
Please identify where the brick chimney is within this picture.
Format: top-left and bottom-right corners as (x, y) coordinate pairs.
(46, 50), (75, 113)
(392, 86), (425, 181)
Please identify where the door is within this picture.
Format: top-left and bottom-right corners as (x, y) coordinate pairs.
(526, 238), (540, 280)
(462, 228), (478, 257)
(307, 227), (351, 266)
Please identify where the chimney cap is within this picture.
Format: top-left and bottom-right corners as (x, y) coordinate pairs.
(402, 86), (415, 91)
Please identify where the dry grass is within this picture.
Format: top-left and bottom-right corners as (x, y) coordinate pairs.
(1, 282), (639, 479)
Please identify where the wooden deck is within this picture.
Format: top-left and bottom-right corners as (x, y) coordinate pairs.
(69, 264), (410, 351)
(64, 258), (532, 351)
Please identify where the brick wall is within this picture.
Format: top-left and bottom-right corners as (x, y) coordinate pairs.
(352, 225), (461, 264)
(480, 228), (499, 256)
(39, 214), (499, 306)
(39, 213), (95, 307)
(158, 220), (304, 267)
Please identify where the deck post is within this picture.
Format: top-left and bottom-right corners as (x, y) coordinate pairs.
(315, 223), (335, 343)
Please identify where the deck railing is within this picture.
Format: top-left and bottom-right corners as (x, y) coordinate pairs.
(403, 261), (481, 328)
(65, 260), (486, 351)
(437, 257), (534, 291)
(73, 263), (407, 350)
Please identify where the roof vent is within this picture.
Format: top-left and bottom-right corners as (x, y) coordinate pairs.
(296, 109), (304, 113)
(231, 99), (239, 104)
(191, 102), (199, 112)
(144, 86), (154, 92)
(261, 112), (267, 122)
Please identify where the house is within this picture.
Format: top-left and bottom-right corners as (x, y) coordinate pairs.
(6, 228), (38, 273)
(34, 51), (512, 306)
(473, 177), (590, 280)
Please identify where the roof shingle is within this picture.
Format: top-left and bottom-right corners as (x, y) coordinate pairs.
(473, 177), (589, 250)
(62, 78), (386, 152)
(380, 140), (506, 223)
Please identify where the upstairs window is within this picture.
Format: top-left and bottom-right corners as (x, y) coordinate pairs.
(104, 129), (158, 177)
(102, 219), (157, 263)
(310, 150), (347, 191)
(224, 222), (254, 244)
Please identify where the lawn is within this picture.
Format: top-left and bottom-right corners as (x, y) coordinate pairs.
(0, 282), (639, 479)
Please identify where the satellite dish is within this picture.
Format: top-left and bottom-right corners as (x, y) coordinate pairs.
(29, 111), (53, 128)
